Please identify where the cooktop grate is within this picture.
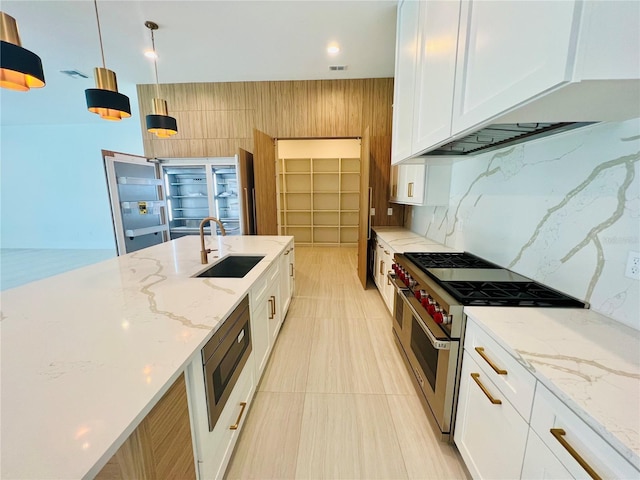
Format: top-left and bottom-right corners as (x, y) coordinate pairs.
(440, 281), (587, 307)
(404, 252), (500, 270)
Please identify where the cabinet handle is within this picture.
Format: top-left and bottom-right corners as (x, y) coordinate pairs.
(268, 298), (274, 319)
(475, 347), (507, 375)
(384, 250), (389, 255)
(387, 271), (392, 285)
(270, 295), (276, 316)
(289, 263), (294, 277)
(284, 249), (290, 255)
(408, 182), (414, 198)
(550, 428), (602, 480)
(379, 260), (384, 275)
(229, 402), (247, 430)
(470, 373), (502, 405)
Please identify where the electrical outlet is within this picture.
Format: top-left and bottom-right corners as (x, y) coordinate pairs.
(625, 251), (640, 280)
(387, 207), (393, 216)
(370, 207), (375, 216)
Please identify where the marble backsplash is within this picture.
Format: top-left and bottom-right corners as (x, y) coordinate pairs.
(407, 117), (640, 330)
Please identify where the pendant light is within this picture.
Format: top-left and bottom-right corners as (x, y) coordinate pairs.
(85, 0), (130, 121)
(144, 21), (177, 138)
(0, 11), (45, 91)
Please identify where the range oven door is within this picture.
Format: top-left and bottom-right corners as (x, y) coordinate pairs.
(202, 295), (252, 431)
(401, 292), (460, 435)
(390, 274), (409, 344)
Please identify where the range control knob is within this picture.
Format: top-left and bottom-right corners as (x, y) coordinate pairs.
(432, 311), (444, 324)
(415, 289), (423, 300)
(427, 304), (437, 316)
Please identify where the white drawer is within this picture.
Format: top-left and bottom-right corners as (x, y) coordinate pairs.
(464, 317), (536, 422)
(530, 382), (639, 480)
(251, 262), (278, 311)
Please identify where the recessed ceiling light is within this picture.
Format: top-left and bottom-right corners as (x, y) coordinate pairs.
(327, 45), (340, 55)
(144, 50), (158, 59)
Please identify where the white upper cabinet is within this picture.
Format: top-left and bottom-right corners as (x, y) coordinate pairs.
(391, 0), (420, 164)
(391, 0), (640, 163)
(412, 1), (461, 153)
(452, 0), (580, 133)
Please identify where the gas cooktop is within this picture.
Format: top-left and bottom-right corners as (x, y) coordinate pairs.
(403, 252), (500, 269)
(400, 251), (587, 308)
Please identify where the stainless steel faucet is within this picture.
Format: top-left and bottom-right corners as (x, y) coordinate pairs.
(199, 217), (227, 264)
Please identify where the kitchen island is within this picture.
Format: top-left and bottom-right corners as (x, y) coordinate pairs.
(0, 235), (293, 479)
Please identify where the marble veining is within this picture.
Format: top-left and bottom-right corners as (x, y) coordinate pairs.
(1, 235), (291, 480)
(408, 118), (640, 330)
(465, 306), (640, 469)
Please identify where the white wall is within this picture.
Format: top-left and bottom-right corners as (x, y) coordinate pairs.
(407, 118), (640, 330)
(1, 120), (144, 249)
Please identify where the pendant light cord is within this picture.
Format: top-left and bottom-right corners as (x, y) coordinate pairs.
(93, 0), (106, 68)
(150, 28), (160, 98)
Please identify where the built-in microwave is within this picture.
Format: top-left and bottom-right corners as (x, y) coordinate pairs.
(202, 295), (252, 431)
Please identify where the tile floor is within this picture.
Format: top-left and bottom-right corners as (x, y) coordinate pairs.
(225, 246), (468, 479)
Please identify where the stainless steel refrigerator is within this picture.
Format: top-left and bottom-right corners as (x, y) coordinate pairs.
(104, 153), (254, 255)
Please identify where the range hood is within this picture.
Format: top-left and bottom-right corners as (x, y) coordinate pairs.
(428, 122), (596, 156)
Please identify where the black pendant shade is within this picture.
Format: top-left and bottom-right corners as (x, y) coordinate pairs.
(85, 1), (130, 121)
(146, 113), (178, 138)
(86, 88), (131, 121)
(0, 12), (45, 91)
(85, 67), (131, 121)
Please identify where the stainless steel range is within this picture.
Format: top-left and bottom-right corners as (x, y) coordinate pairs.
(390, 252), (587, 441)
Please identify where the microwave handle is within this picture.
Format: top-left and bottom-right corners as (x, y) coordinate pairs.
(402, 294), (451, 350)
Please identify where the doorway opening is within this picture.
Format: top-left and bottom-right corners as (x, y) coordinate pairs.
(276, 139), (361, 246)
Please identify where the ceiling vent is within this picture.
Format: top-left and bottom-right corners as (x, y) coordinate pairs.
(329, 65), (347, 71)
(60, 70), (89, 79)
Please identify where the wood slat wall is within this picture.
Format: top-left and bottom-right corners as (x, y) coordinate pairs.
(137, 78), (403, 227)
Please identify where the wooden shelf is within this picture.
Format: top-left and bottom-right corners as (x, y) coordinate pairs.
(278, 156), (361, 245)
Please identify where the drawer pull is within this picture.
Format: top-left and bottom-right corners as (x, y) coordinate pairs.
(379, 260), (384, 275)
(384, 250), (390, 255)
(229, 402), (247, 430)
(471, 373), (502, 405)
(289, 263), (294, 277)
(475, 347), (507, 375)
(408, 182), (414, 198)
(550, 428), (602, 480)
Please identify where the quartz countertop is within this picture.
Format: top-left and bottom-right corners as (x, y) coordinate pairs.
(464, 306), (640, 469)
(372, 226), (460, 253)
(0, 235), (292, 480)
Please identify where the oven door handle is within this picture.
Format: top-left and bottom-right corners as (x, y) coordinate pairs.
(388, 272), (408, 293)
(402, 294), (451, 351)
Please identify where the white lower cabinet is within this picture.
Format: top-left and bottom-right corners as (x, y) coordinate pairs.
(197, 360), (255, 480)
(373, 237), (395, 314)
(279, 240), (294, 319)
(529, 383), (639, 480)
(454, 354), (529, 479)
(521, 429), (572, 480)
(459, 315), (640, 480)
(251, 262), (281, 377)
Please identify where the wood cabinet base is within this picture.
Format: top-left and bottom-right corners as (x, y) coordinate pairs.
(96, 373), (196, 480)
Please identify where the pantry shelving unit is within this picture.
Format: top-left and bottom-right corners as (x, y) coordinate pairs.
(278, 157), (360, 245)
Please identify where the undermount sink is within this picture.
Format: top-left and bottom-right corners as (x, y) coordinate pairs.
(195, 255), (265, 278)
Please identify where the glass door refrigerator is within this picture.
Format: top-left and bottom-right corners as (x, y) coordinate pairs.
(161, 158), (242, 239)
